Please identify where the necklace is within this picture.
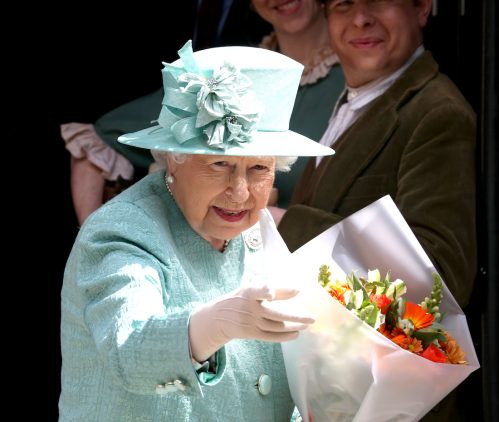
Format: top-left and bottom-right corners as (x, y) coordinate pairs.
(221, 239), (230, 253)
(164, 173), (230, 253)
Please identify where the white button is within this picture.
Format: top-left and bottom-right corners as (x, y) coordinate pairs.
(256, 374), (272, 396)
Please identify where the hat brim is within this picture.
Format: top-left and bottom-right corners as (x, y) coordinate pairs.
(118, 125), (334, 157)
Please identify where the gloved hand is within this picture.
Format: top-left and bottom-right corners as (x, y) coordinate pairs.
(189, 284), (315, 362)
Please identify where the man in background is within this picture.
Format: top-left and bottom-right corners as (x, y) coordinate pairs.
(275, 2), (476, 418)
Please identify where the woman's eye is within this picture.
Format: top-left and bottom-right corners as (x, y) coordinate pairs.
(213, 161), (229, 167)
(252, 164), (268, 171)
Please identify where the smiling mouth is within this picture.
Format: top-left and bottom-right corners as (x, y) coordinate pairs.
(275, 0), (300, 13)
(350, 38), (382, 48)
(213, 206), (248, 222)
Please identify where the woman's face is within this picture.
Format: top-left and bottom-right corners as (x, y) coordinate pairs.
(167, 154), (276, 248)
(252, 0), (325, 34)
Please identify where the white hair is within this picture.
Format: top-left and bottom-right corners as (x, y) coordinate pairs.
(151, 150), (297, 173)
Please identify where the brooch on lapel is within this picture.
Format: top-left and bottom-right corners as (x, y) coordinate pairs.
(244, 226), (262, 252)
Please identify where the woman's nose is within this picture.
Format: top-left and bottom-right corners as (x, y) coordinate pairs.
(226, 174), (250, 202)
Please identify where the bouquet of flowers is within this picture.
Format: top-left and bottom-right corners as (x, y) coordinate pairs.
(259, 196), (479, 422)
(318, 267), (466, 365)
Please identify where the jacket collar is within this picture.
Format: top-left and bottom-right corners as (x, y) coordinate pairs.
(310, 51), (440, 211)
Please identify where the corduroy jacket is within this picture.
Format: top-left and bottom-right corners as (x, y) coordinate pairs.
(279, 51), (476, 310)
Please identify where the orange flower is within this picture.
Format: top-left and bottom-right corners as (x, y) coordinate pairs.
(403, 301), (434, 330)
(370, 293), (392, 314)
(379, 324), (406, 340)
(327, 281), (350, 305)
(379, 323), (391, 338)
(391, 334), (423, 353)
(384, 327), (413, 348)
(441, 332), (467, 364)
(391, 326), (405, 337)
(421, 343), (448, 363)
(390, 333), (408, 346)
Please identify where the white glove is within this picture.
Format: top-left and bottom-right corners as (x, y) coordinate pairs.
(189, 284), (314, 362)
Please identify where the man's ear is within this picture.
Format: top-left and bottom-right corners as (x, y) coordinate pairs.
(417, 0), (433, 27)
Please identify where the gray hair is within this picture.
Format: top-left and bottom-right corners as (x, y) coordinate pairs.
(151, 151), (297, 173)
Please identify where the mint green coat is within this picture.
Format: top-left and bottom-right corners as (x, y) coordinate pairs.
(59, 171), (294, 421)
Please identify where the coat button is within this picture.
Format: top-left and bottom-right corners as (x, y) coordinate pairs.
(256, 374), (272, 396)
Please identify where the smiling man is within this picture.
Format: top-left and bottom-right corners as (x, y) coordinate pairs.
(277, 2), (477, 418)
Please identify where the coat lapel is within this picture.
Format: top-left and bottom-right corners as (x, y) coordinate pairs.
(309, 52), (439, 211)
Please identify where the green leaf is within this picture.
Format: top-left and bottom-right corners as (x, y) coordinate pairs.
(351, 272), (369, 302)
(364, 305), (380, 328)
(385, 298), (401, 330)
(413, 327), (446, 348)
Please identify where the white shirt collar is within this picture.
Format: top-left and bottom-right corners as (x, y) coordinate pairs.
(346, 45), (425, 111)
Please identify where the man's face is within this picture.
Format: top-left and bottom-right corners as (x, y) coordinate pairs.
(326, 0), (431, 87)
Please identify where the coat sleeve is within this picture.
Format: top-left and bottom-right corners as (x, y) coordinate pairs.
(395, 100), (476, 307)
(68, 201), (225, 396)
(278, 204), (343, 252)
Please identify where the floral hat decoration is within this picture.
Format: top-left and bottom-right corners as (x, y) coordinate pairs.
(118, 40), (335, 157)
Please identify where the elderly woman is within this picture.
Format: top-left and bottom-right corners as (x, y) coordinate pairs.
(59, 41), (333, 421)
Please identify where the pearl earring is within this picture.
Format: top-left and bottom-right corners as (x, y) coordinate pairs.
(165, 174), (175, 197)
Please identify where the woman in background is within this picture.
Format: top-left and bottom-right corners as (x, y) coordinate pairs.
(253, 0), (344, 207)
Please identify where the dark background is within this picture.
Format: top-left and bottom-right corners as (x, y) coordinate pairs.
(425, 2), (497, 422)
(25, 5), (197, 420)
(20, 1), (496, 420)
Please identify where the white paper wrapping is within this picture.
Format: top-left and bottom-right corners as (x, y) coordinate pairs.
(259, 196), (479, 422)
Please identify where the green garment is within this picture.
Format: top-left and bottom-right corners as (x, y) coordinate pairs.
(94, 89), (162, 169)
(275, 65), (344, 208)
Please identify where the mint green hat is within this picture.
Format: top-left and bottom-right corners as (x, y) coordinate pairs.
(118, 40), (334, 157)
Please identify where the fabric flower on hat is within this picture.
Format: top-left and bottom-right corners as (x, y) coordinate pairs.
(159, 44), (261, 150)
